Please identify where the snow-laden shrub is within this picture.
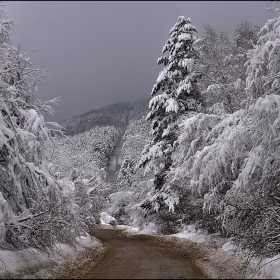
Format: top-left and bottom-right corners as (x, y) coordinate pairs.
(107, 191), (132, 225)
(100, 212), (117, 226)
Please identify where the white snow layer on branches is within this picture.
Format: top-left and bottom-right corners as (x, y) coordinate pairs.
(170, 93), (280, 218)
(0, 9), (110, 253)
(165, 98), (179, 113)
(246, 9), (280, 98)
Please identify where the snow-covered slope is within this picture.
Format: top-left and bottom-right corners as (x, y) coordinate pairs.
(62, 99), (149, 135)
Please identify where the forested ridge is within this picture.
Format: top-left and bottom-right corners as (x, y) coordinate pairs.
(0, 3), (280, 270)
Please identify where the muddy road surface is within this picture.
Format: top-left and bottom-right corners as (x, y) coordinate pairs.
(83, 229), (206, 279)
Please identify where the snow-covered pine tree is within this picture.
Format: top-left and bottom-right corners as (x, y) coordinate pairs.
(117, 157), (135, 189)
(138, 16), (202, 214)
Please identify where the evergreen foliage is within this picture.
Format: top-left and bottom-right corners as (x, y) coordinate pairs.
(138, 16), (202, 214)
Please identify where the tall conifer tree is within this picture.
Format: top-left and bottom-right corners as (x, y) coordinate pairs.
(139, 16), (202, 213)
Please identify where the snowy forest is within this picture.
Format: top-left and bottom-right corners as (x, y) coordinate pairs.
(0, 2), (280, 270)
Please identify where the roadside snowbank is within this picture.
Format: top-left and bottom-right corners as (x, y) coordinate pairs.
(121, 224), (280, 279)
(0, 233), (105, 279)
(172, 225), (280, 278)
(100, 212), (117, 225)
(221, 241), (280, 279)
(256, 255), (280, 279)
(120, 222), (158, 235)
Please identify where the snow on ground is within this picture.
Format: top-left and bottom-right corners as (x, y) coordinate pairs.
(0, 233), (104, 279)
(257, 255), (280, 279)
(221, 241), (280, 279)
(172, 224), (211, 244)
(171, 225), (280, 278)
(121, 224), (280, 279)
(100, 212), (117, 225)
(120, 222), (158, 236)
(108, 154), (118, 171)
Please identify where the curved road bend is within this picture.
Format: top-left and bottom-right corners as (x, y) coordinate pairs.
(83, 229), (206, 279)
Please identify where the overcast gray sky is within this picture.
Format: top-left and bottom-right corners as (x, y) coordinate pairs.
(2, 1), (276, 123)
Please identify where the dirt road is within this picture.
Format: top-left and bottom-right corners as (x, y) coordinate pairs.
(82, 229), (206, 279)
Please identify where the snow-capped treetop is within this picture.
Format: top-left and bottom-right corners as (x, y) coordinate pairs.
(150, 15), (201, 117)
(154, 16), (199, 101)
(246, 9), (280, 99)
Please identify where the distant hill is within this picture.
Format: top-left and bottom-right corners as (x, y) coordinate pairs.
(61, 98), (149, 135)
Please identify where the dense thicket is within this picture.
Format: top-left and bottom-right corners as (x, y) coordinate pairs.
(44, 125), (120, 231)
(107, 118), (153, 226)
